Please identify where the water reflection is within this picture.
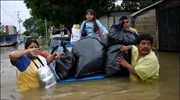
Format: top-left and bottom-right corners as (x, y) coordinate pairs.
(16, 79), (160, 100)
(1, 44), (179, 100)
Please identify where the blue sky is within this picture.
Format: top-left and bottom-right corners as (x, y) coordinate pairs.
(1, 0), (31, 33)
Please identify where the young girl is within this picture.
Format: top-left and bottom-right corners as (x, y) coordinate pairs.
(80, 9), (108, 38)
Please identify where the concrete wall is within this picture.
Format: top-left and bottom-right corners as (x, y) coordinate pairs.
(133, 9), (158, 49)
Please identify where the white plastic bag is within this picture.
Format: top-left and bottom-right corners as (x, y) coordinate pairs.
(31, 56), (56, 88)
(70, 25), (81, 44)
(38, 64), (56, 88)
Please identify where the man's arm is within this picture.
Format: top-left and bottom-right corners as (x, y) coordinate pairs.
(117, 56), (137, 75)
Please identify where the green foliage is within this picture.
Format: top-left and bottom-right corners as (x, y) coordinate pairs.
(120, 0), (155, 11)
(23, 17), (47, 37)
(0, 32), (8, 35)
(23, 31), (30, 36)
(31, 32), (38, 37)
(24, 0), (115, 26)
(23, 17), (35, 33)
(23, 0), (156, 28)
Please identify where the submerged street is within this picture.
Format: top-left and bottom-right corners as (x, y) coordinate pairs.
(1, 43), (179, 100)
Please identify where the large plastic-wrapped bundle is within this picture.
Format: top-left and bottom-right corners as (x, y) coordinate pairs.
(105, 44), (130, 77)
(52, 44), (75, 80)
(107, 24), (138, 46)
(105, 24), (138, 77)
(72, 38), (106, 78)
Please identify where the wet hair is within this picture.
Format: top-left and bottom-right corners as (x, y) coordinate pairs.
(119, 16), (128, 28)
(137, 33), (153, 45)
(25, 37), (39, 49)
(119, 16), (128, 22)
(85, 9), (98, 32)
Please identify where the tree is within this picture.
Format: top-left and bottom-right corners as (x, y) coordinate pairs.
(120, 0), (157, 11)
(23, 17), (47, 37)
(23, 17), (35, 33)
(23, 31), (30, 36)
(24, 0), (115, 26)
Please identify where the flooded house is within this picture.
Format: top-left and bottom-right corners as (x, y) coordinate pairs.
(130, 0), (180, 52)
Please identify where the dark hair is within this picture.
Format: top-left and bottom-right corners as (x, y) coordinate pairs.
(25, 37), (39, 49)
(85, 9), (98, 32)
(137, 33), (153, 45)
(119, 16), (128, 22)
(119, 16), (128, 28)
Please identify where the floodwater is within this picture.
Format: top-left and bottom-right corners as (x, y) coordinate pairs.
(1, 43), (179, 100)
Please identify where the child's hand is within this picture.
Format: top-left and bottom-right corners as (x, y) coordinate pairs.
(102, 34), (108, 39)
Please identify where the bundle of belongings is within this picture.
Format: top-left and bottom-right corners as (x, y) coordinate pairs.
(105, 24), (138, 77)
(50, 38), (106, 81)
(50, 24), (138, 81)
(72, 38), (106, 78)
(50, 42), (75, 80)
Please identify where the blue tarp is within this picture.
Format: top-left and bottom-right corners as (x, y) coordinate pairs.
(57, 74), (105, 83)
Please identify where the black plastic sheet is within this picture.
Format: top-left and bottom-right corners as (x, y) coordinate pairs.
(105, 24), (138, 77)
(105, 44), (130, 77)
(107, 24), (138, 46)
(72, 38), (106, 78)
(52, 44), (75, 80)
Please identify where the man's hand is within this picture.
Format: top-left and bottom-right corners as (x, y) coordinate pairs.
(117, 56), (137, 75)
(117, 56), (130, 68)
(120, 45), (132, 54)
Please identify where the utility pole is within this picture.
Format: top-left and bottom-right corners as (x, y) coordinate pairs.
(45, 19), (48, 39)
(15, 11), (22, 34)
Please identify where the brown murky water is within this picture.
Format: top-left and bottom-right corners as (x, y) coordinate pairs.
(1, 43), (179, 100)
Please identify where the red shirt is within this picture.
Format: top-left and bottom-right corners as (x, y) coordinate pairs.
(39, 52), (49, 58)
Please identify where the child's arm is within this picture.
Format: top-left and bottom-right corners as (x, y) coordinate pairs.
(79, 21), (86, 35)
(96, 20), (108, 35)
